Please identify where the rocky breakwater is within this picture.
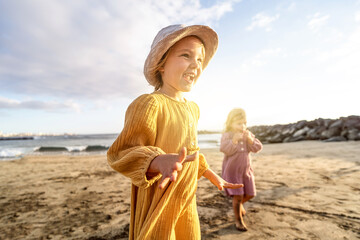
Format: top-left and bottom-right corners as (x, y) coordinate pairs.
(249, 115), (360, 144)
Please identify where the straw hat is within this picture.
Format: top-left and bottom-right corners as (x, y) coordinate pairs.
(144, 24), (218, 86)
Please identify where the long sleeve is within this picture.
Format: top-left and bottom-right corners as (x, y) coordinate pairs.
(107, 94), (165, 189)
(247, 133), (263, 153)
(198, 153), (209, 179)
(220, 132), (238, 156)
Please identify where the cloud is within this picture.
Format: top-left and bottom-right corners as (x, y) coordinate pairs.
(246, 12), (279, 32)
(356, 11), (360, 22)
(319, 28), (360, 78)
(151, 0), (241, 24)
(0, 0), (239, 101)
(308, 13), (330, 32)
(294, 25), (360, 88)
(0, 97), (81, 111)
(239, 47), (286, 71)
(287, 2), (296, 11)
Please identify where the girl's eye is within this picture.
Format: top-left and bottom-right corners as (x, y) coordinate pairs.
(181, 54), (190, 58)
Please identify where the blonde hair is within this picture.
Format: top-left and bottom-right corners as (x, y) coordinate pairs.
(151, 36), (205, 91)
(224, 108), (247, 132)
(151, 49), (171, 91)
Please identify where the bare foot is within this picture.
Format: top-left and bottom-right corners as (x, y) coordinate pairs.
(235, 216), (248, 231)
(240, 204), (246, 216)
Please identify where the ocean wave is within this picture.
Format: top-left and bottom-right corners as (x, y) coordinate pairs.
(34, 145), (109, 152)
(66, 146), (87, 152)
(35, 146), (68, 152)
(84, 145), (109, 151)
(0, 149), (24, 160)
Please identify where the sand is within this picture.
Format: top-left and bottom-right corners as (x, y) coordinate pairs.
(0, 141), (359, 240)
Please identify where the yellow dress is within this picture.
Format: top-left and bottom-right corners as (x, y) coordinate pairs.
(107, 92), (209, 240)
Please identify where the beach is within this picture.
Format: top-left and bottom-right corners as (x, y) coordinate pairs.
(1, 141), (359, 239)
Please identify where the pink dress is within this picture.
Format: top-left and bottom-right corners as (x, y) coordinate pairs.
(220, 131), (263, 196)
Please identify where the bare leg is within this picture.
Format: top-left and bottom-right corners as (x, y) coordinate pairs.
(241, 195), (254, 216)
(232, 196), (241, 227)
(242, 194), (254, 204)
(240, 204), (246, 216)
(233, 195), (247, 231)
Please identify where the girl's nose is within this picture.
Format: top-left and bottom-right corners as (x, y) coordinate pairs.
(190, 58), (202, 69)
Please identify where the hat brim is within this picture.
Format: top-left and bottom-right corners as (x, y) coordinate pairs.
(144, 25), (218, 86)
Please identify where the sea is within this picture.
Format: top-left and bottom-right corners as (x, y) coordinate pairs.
(0, 133), (221, 161)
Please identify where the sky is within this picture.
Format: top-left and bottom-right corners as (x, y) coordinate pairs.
(1, 0), (359, 135)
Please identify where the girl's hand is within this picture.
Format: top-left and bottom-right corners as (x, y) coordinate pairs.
(245, 130), (254, 144)
(232, 132), (243, 144)
(203, 169), (244, 191)
(148, 147), (198, 189)
(218, 179), (244, 191)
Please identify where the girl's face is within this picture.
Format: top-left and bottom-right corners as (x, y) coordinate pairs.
(231, 118), (247, 133)
(160, 36), (204, 97)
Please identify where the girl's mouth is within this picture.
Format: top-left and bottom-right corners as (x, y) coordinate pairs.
(183, 73), (195, 83)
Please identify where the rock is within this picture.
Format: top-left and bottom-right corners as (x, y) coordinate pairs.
(320, 127), (341, 139)
(267, 133), (283, 143)
(283, 135), (306, 143)
(256, 133), (267, 142)
(315, 126), (327, 135)
(282, 136), (291, 143)
(323, 136), (347, 142)
(306, 128), (319, 140)
(268, 124), (283, 135)
(293, 126), (310, 138)
(340, 129), (348, 138)
(248, 115), (359, 144)
(323, 119), (333, 128)
(329, 119), (343, 129)
(347, 129), (360, 140)
(315, 118), (324, 126)
(343, 116), (360, 129)
(281, 127), (295, 137)
(295, 120), (307, 130)
(306, 120), (318, 128)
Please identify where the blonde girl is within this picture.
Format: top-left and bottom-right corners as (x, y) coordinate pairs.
(220, 108), (263, 231)
(107, 24), (242, 240)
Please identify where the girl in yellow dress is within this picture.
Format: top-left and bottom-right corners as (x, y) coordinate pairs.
(107, 24), (242, 240)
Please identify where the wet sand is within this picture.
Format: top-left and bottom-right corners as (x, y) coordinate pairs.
(0, 141), (359, 239)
